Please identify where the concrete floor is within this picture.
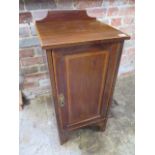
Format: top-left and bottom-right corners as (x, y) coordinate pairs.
(19, 73), (135, 155)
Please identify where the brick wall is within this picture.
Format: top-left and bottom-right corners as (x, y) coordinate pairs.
(19, 0), (135, 99)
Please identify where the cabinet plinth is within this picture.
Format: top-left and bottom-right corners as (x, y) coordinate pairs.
(35, 10), (130, 144)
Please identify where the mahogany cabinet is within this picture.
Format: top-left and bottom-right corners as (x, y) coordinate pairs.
(35, 10), (130, 144)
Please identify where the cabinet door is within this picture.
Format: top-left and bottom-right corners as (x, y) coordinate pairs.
(50, 43), (122, 130)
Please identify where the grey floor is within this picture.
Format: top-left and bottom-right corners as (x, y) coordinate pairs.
(19, 74), (135, 155)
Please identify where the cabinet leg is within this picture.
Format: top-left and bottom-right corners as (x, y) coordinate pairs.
(98, 120), (107, 132)
(59, 131), (68, 145)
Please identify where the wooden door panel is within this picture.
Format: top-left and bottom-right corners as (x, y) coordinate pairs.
(52, 44), (110, 129)
(65, 52), (109, 125)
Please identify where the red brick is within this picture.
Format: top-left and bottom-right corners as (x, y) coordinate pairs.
(119, 70), (135, 78)
(19, 12), (32, 24)
(23, 82), (38, 89)
(120, 55), (127, 65)
(123, 47), (135, 56)
(43, 56), (47, 63)
(34, 47), (43, 56)
(120, 25), (134, 34)
(127, 48), (134, 57)
(25, 0), (56, 10)
(20, 48), (34, 58)
(121, 47), (134, 65)
(126, 48), (135, 55)
(25, 72), (48, 83)
(74, 0), (103, 9)
(87, 8), (107, 18)
(131, 33), (135, 40)
(102, 19), (110, 25)
(119, 7), (135, 16)
(55, 0), (73, 9)
(109, 0), (115, 5)
(128, 0), (135, 4)
(109, 0), (129, 6)
(21, 66), (39, 75)
(19, 0), (135, 97)
(20, 56), (44, 66)
(19, 37), (40, 48)
(19, 25), (30, 37)
(111, 18), (122, 27)
(19, 1), (25, 11)
(39, 65), (48, 72)
(123, 17), (134, 25)
(124, 40), (135, 49)
(107, 7), (119, 16)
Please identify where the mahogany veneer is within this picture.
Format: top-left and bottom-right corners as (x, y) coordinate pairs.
(35, 10), (130, 144)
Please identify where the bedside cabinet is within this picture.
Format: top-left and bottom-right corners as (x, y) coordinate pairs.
(35, 10), (130, 144)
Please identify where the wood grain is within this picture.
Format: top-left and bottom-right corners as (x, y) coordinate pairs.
(35, 10), (130, 144)
(35, 10), (130, 49)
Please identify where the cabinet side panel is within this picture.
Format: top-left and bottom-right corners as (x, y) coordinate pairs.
(101, 41), (124, 118)
(46, 50), (65, 139)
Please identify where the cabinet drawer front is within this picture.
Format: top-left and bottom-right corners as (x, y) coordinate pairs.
(52, 44), (113, 130)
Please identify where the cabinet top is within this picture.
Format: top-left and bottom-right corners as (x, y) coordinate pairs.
(35, 10), (130, 49)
